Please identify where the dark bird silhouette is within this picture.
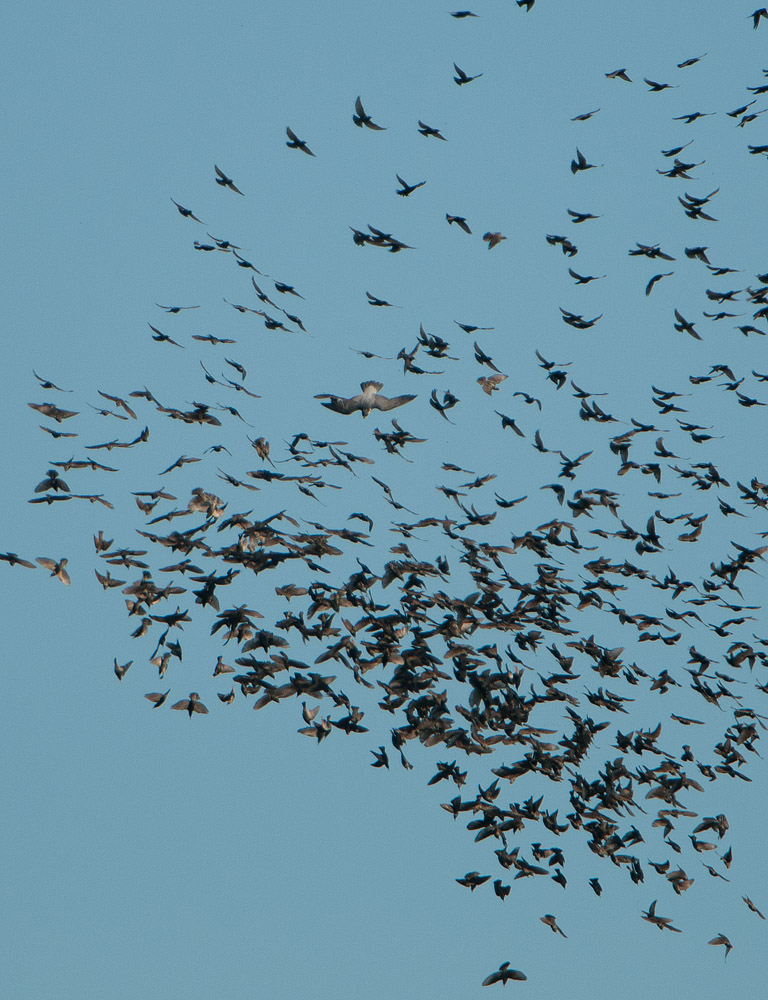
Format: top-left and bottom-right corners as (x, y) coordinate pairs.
(396, 175), (426, 196)
(286, 126), (315, 155)
(482, 964), (527, 986)
(447, 214), (472, 233)
(418, 120), (447, 140)
(571, 148), (599, 173)
(646, 272), (674, 296)
(214, 165), (244, 194)
(353, 96), (386, 130)
(170, 198), (204, 222)
(644, 77), (677, 92)
(454, 63), (482, 85)
(171, 692), (209, 716)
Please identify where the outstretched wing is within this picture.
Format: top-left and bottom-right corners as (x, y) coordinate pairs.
(315, 394), (363, 414)
(372, 393), (416, 411)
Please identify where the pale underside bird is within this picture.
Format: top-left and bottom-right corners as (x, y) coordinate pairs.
(315, 381), (416, 417)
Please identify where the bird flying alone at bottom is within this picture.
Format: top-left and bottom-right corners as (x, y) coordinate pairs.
(315, 382), (416, 417)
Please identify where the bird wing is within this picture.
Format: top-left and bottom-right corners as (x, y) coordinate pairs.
(316, 395), (363, 414)
(372, 394), (417, 411)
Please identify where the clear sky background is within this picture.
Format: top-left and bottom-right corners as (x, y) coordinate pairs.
(3, 2), (768, 998)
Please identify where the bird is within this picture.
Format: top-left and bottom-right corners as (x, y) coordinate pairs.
(0, 552), (37, 569)
(453, 63), (482, 85)
(642, 900), (681, 932)
(644, 77), (677, 92)
(483, 232), (506, 249)
(36, 557), (71, 585)
(418, 120), (447, 140)
(171, 692), (209, 717)
(482, 963), (527, 986)
(752, 8), (768, 29)
(28, 402), (78, 423)
(33, 371), (71, 392)
(571, 148), (599, 173)
(743, 896), (765, 919)
(315, 382), (416, 417)
(395, 175), (426, 196)
(646, 272), (674, 296)
(285, 126), (315, 155)
(446, 214), (472, 233)
(353, 96), (386, 130)
(214, 164), (244, 194)
(144, 690), (170, 707)
(708, 934), (732, 960)
(540, 914), (567, 937)
(170, 198), (204, 222)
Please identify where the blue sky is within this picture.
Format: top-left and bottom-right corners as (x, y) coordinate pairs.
(3, 2), (768, 997)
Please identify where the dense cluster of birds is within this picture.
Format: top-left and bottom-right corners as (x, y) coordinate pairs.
(11, 3), (768, 988)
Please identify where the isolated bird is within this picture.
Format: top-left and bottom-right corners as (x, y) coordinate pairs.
(285, 126), (315, 155)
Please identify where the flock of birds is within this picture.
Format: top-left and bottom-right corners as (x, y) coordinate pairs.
(11, 4), (768, 988)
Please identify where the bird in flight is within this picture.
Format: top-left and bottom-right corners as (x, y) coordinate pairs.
(454, 63), (482, 85)
(483, 232), (507, 249)
(396, 175), (426, 196)
(482, 963), (527, 986)
(315, 381), (416, 417)
(353, 96), (386, 130)
(285, 126), (315, 155)
(214, 165), (244, 194)
(170, 198), (204, 223)
(418, 120), (447, 140)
